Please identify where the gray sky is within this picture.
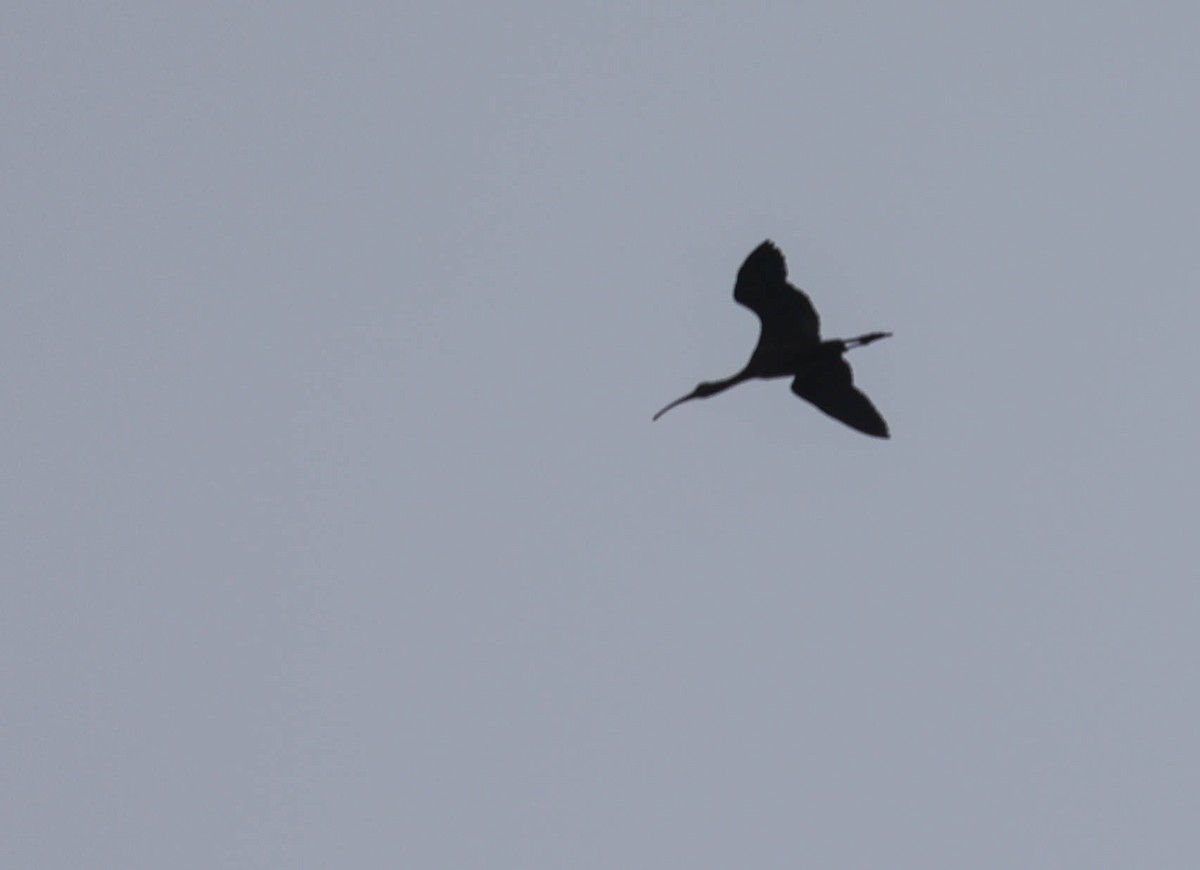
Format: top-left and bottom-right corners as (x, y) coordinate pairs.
(5, 3), (1200, 868)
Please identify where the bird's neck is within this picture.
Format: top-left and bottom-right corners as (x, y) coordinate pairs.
(702, 368), (753, 395)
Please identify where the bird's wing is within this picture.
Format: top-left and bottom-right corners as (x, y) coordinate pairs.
(791, 359), (889, 438)
(733, 241), (821, 346)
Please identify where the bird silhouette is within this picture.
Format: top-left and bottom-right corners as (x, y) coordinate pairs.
(653, 240), (892, 438)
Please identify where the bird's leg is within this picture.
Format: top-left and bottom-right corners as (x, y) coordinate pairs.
(844, 331), (892, 349)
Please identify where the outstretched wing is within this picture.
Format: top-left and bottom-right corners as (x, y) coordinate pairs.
(733, 241), (821, 347)
(791, 359), (889, 438)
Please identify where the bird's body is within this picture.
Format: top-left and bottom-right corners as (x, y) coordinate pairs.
(653, 240), (892, 437)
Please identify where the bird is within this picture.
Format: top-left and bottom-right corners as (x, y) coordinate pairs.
(653, 240), (892, 438)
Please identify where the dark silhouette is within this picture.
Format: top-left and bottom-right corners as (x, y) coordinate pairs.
(653, 240), (892, 438)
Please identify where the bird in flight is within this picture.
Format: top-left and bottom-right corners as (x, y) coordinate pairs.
(653, 240), (892, 438)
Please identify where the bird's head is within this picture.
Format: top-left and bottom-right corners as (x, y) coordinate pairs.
(653, 378), (740, 421)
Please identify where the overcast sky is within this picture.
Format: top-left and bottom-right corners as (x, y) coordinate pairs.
(5, 3), (1200, 868)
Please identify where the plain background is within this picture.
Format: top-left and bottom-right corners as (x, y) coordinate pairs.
(5, 3), (1199, 867)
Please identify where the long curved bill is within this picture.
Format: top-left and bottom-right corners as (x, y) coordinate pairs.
(652, 389), (700, 421)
